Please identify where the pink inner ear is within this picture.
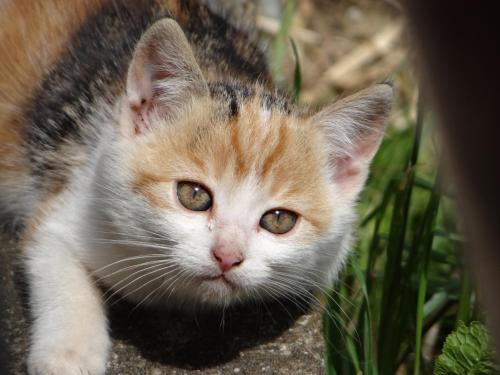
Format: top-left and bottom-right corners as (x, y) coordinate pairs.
(127, 60), (180, 135)
(333, 132), (381, 196)
(334, 155), (363, 190)
(132, 100), (150, 135)
(336, 156), (360, 179)
(129, 99), (151, 136)
(128, 63), (155, 135)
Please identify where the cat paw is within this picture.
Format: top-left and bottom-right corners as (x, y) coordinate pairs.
(27, 340), (109, 375)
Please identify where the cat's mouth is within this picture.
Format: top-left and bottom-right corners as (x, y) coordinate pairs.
(198, 273), (236, 288)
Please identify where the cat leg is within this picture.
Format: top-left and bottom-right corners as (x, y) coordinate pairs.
(25, 229), (110, 375)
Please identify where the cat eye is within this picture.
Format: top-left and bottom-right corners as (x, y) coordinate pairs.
(176, 181), (212, 211)
(259, 209), (298, 235)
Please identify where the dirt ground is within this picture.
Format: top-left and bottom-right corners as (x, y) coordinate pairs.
(0, 1), (404, 374)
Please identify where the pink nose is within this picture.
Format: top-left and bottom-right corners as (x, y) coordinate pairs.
(212, 246), (244, 272)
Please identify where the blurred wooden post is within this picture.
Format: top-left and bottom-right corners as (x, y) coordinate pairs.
(404, 0), (500, 349)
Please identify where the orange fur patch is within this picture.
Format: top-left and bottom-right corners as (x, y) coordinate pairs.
(0, 118), (25, 173)
(131, 93), (333, 233)
(0, 0), (104, 170)
(133, 172), (171, 209)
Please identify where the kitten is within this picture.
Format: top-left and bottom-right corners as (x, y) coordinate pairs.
(0, 0), (392, 373)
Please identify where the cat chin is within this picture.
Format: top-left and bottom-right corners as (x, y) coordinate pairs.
(165, 275), (258, 308)
(188, 276), (245, 305)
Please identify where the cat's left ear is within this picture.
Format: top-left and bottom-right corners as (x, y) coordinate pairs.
(124, 19), (209, 135)
(312, 83), (393, 201)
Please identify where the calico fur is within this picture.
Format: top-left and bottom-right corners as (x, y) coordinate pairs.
(0, 1), (392, 374)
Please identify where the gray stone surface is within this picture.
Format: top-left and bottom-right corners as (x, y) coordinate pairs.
(0, 232), (325, 374)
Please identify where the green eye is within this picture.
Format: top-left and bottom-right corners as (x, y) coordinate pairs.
(259, 209), (298, 235)
(176, 181), (212, 211)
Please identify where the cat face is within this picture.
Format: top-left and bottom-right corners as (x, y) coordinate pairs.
(93, 19), (392, 306)
(119, 88), (339, 304)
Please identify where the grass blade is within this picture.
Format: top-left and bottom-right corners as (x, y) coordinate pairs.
(377, 93), (425, 374)
(323, 288), (351, 375)
(289, 38), (301, 101)
(413, 171), (441, 375)
(456, 269), (473, 326)
(352, 261), (377, 375)
(271, 0), (296, 83)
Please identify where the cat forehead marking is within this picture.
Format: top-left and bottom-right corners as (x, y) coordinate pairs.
(133, 93), (334, 232)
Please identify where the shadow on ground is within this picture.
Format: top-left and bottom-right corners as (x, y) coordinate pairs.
(109, 295), (311, 369)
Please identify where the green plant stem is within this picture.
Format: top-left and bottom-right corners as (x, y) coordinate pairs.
(324, 288), (356, 375)
(413, 171), (441, 375)
(378, 92), (425, 374)
(409, 96), (425, 168)
(290, 38), (301, 102)
(456, 268), (473, 326)
(271, 0), (296, 83)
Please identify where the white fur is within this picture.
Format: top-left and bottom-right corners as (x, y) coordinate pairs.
(25, 174), (110, 375)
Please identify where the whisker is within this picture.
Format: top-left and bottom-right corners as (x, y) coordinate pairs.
(93, 259), (169, 284)
(108, 265), (184, 306)
(104, 264), (178, 304)
(90, 254), (169, 275)
(91, 238), (176, 252)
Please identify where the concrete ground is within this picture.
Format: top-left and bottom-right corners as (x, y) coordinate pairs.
(0, 233), (325, 374)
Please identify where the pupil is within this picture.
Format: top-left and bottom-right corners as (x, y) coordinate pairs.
(275, 210), (281, 223)
(192, 186), (199, 199)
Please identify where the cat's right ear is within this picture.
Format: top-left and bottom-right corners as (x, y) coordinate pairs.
(123, 19), (209, 136)
(311, 83), (393, 201)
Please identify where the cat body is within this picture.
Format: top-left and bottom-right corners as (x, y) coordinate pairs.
(0, 0), (392, 373)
